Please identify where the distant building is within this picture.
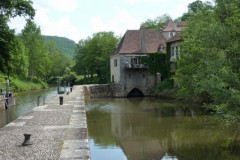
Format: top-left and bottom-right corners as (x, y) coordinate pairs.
(110, 20), (185, 97)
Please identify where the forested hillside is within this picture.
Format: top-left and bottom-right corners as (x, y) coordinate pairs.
(43, 36), (76, 58)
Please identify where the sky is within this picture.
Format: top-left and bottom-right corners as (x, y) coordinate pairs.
(9, 0), (211, 43)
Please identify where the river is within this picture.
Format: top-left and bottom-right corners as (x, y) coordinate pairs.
(1, 88), (240, 159)
(0, 87), (57, 128)
(86, 98), (240, 160)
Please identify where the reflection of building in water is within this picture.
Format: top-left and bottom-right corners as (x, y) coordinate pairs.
(110, 99), (196, 159)
(111, 106), (167, 159)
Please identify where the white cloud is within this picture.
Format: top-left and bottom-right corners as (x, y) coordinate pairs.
(8, 17), (26, 34)
(125, 0), (165, 4)
(91, 9), (141, 36)
(169, 4), (188, 19)
(169, 0), (213, 19)
(33, 0), (77, 12)
(34, 7), (82, 42)
(9, 1), (82, 42)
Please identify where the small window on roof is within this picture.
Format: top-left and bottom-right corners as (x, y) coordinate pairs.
(169, 32), (174, 37)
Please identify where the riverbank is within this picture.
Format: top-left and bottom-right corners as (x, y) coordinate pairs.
(0, 85), (90, 159)
(10, 78), (48, 92)
(0, 75), (48, 92)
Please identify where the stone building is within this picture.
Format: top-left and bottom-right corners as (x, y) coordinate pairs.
(110, 20), (185, 97)
(167, 34), (183, 71)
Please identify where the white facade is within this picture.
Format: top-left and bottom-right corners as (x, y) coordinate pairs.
(170, 42), (181, 60)
(110, 54), (121, 83)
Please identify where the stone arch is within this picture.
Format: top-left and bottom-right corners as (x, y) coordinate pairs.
(127, 88), (145, 98)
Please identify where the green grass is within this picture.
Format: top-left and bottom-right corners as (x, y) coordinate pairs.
(10, 78), (48, 92)
(0, 75), (48, 92)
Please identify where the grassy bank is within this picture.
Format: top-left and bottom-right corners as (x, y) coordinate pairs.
(0, 76), (48, 92)
(10, 78), (48, 92)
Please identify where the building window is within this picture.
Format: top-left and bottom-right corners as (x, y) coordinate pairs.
(171, 46), (175, 56)
(158, 45), (164, 52)
(131, 58), (140, 64)
(169, 32), (174, 37)
(176, 46), (179, 57)
(114, 59), (117, 66)
(176, 46), (180, 58)
(160, 45), (164, 52)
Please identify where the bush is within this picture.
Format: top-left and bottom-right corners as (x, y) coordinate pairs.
(60, 71), (77, 85)
(155, 79), (174, 91)
(154, 79), (176, 98)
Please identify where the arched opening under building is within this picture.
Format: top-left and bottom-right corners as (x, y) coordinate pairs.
(127, 88), (145, 98)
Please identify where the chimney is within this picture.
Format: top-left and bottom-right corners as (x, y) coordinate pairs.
(140, 25), (146, 53)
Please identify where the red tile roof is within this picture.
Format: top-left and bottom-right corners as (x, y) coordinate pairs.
(163, 20), (186, 32)
(113, 20), (185, 55)
(114, 30), (166, 54)
(167, 34), (182, 43)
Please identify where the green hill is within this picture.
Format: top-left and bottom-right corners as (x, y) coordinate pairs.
(43, 35), (76, 58)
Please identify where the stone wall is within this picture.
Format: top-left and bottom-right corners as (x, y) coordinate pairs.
(83, 84), (113, 98)
(0, 95), (5, 111)
(112, 83), (125, 97)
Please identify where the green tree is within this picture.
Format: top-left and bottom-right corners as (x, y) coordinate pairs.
(141, 14), (172, 29)
(73, 39), (89, 79)
(0, 0), (35, 73)
(74, 32), (119, 84)
(46, 40), (73, 78)
(10, 37), (29, 78)
(175, 0), (213, 21)
(0, 0), (35, 19)
(174, 0), (240, 114)
(20, 20), (50, 80)
(188, 0), (204, 13)
(0, 16), (15, 73)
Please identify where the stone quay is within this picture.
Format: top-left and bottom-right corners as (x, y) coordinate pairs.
(0, 85), (90, 160)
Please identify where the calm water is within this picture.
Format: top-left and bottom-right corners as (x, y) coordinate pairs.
(86, 98), (240, 160)
(0, 87), (57, 128)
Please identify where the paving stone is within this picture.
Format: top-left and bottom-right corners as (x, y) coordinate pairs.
(18, 116), (34, 120)
(73, 110), (85, 113)
(6, 122), (26, 127)
(60, 149), (90, 159)
(65, 128), (88, 140)
(44, 125), (85, 130)
(63, 139), (89, 149)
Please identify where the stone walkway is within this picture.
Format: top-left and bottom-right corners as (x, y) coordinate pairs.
(0, 85), (90, 160)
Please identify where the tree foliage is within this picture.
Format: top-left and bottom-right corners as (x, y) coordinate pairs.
(0, 0), (34, 73)
(43, 36), (76, 58)
(20, 20), (48, 80)
(174, 0), (240, 114)
(73, 32), (119, 84)
(175, 0), (213, 21)
(141, 14), (172, 29)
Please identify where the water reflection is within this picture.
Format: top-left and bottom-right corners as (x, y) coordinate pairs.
(0, 87), (57, 128)
(86, 98), (240, 160)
